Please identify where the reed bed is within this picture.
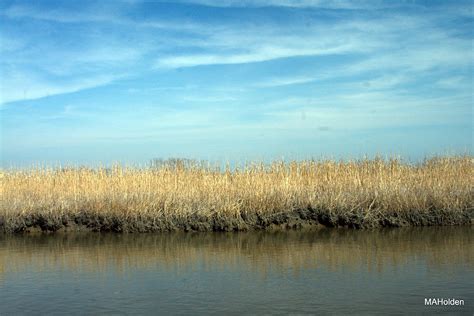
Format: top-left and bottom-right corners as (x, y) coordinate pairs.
(0, 156), (472, 232)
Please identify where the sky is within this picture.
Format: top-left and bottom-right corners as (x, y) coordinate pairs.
(0, 0), (472, 167)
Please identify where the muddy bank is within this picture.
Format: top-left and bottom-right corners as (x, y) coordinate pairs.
(1, 207), (472, 233)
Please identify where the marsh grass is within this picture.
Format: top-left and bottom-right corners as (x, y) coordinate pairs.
(1, 156), (472, 232)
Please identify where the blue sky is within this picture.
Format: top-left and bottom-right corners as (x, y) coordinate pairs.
(0, 0), (472, 166)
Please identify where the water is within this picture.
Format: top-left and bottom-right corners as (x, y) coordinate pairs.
(1, 227), (473, 315)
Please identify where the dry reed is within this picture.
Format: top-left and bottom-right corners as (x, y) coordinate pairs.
(0, 156), (472, 232)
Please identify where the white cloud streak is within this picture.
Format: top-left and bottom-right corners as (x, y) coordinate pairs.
(153, 20), (384, 68)
(0, 74), (121, 105)
(254, 76), (318, 88)
(158, 0), (417, 10)
(1, 0), (471, 106)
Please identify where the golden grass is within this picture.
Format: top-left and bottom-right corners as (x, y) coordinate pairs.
(0, 156), (473, 232)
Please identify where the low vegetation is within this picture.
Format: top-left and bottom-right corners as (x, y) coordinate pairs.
(1, 156), (472, 233)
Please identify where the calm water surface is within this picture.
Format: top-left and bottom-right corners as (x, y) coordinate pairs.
(1, 227), (473, 315)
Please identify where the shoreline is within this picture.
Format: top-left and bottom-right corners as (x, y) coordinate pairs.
(2, 208), (472, 233)
(2, 157), (472, 233)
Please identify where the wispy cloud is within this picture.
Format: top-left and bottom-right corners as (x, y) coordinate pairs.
(181, 95), (238, 103)
(256, 92), (472, 131)
(1, 0), (472, 165)
(0, 73), (121, 105)
(2, 3), (209, 33)
(3, 0), (470, 104)
(254, 76), (318, 88)
(436, 76), (471, 89)
(154, 43), (357, 68)
(153, 21), (382, 68)
(159, 0), (416, 9)
(3, 3), (126, 24)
